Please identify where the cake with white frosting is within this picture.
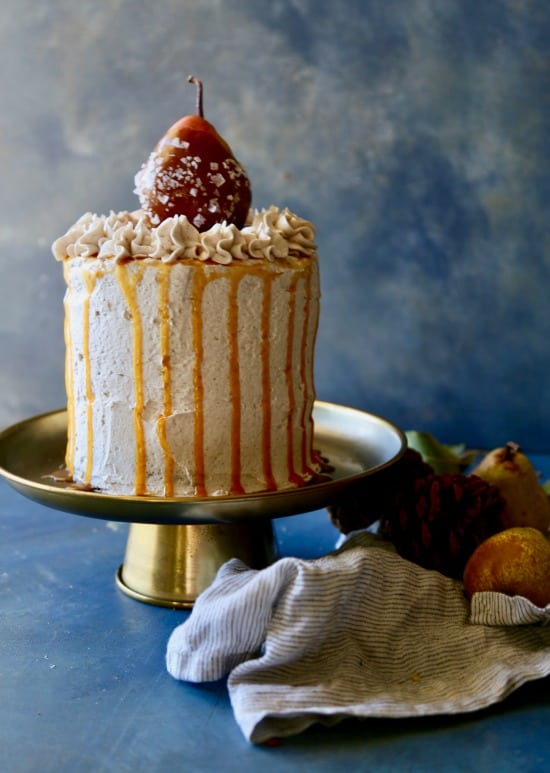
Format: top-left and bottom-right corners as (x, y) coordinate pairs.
(53, 207), (321, 496)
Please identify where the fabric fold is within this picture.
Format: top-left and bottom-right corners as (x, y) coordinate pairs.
(167, 532), (550, 744)
(166, 557), (299, 682)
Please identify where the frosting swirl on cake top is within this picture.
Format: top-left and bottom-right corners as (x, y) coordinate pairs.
(52, 206), (316, 264)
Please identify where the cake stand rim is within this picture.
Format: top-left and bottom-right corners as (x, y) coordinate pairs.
(0, 401), (407, 525)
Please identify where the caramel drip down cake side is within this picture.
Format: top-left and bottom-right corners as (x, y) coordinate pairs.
(63, 256), (319, 496)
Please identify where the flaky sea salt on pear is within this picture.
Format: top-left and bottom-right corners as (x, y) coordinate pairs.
(134, 76), (251, 231)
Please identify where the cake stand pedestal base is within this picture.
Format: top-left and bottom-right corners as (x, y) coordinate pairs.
(115, 520), (276, 608)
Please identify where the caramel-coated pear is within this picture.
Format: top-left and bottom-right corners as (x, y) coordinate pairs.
(471, 442), (550, 534)
(135, 76), (251, 230)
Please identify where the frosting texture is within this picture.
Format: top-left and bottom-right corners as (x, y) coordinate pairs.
(52, 206), (316, 265)
(62, 257), (321, 496)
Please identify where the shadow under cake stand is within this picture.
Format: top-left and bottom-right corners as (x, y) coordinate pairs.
(0, 401), (406, 608)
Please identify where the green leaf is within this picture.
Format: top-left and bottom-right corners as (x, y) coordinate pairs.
(405, 430), (477, 474)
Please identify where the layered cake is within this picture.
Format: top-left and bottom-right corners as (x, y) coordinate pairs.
(52, 78), (321, 497)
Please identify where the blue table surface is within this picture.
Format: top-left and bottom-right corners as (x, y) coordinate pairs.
(1, 456), (550, 773)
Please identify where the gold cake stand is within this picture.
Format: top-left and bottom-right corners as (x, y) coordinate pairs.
(0, 402), (406, 608)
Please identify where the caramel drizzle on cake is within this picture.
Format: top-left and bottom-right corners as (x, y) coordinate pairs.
(190, 268), (220, 497)
(288, 271), (319, 482)
(260, 272), (277, 491)
(157, 264), (175, 497)
(303, 270), (319, 476)
(228, 272), (244, 495)
(81, 269), (98, 487)
(63, 263), (76, 477)
(299, 274), (312, 476)
(285, 275), (302, 486)
(64, 266), (99, 487)
(116, 263), (147, 495)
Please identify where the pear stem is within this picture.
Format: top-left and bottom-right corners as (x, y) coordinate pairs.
(187, 75), (204, 118)
(504, 441), (520, 460)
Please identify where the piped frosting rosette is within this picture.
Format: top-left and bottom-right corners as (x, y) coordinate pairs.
(52, 206), (316, 264)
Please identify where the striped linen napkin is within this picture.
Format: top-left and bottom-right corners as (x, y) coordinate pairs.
(166, 531), (550, 744)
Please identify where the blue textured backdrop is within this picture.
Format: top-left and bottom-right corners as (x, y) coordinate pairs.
(0, 0), (548, 450)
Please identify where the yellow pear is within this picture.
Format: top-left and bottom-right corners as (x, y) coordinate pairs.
(463, 527), (550, 607)
(471, 442), (550, 534)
